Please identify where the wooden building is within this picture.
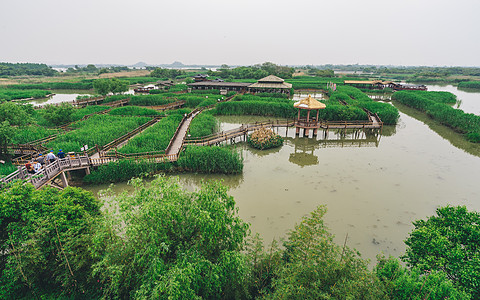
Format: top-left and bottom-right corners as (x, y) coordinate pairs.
(155, 80), (174, 90)
(248, 75), (293, 95)
(187, 81), (251, 92)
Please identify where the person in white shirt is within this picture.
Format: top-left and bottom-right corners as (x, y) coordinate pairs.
(34, 162), (42, 173)
(46, 150), (57, 164)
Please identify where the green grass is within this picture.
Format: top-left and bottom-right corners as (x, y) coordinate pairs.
(393, 91), (480, 142)
(0, 161), (18, 177)
(188, 112), (217, 138)
(108, 106), (164, 116)
(11, 126), (61, 144)
(118, 114), (183, 154)
(45, 115), (151, 153)
(458, 81), (480, 89)
(83, 159), (173, 184)
(177, 146), (243, 174)
(0, 88), (51, 101)
(70, 106), (111, 122)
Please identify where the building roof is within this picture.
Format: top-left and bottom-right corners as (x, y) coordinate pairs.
(258, 75), (285, 83)
(187, 81), (251, 87)
(294, 95), (326, 110)
(247, 75), (292, 89)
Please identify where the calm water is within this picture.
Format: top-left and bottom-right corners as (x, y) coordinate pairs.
(26, 90), (92, 107)
(427, 84), (480, 115)
(84, 87), (480, 265)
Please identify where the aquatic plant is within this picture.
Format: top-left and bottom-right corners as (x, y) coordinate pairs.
(247, 127), (283, 150)
(177, 146), (243, 174)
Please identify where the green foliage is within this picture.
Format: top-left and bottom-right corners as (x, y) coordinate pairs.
(376, 256), (470, 300)
(188, 112), (217, 138)
(41, 102), (75, 126)
(0, 121), (16, 155)
(177, 146), (243, 174)
(0, 88), (50, 101)
(8, 81), (94, 90)
(127, 94), (177, 106)
(0, 160), (17, 176)
(333, 86), (400, 125)
(150, 68), (186, 78)
(168, 84), (188, 92)
(46, 115), (150, 153)
(118, 114), (183, 154)
(0, 102), (33, 126)
(264, 206), (387, 299)
(93, 78), (129, 95)
(210, 62), (294, 79)
(0, 62), (57, 76)
(108, 106), (164, 116)
(83, 159), (173, 184)
(70, 105), (110, 122)
(403, 206), (480, 299)
(11, 125), (59, 144)
(393, 91), (480, 142)
(0, 183), (101, 299)
(91, 176), (249, 299)
(458, 81), (480, 89)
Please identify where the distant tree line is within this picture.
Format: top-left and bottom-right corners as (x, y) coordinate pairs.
(0, 62), (57, 76)
(149, 67), (186, 78)
(209, 62), (295, 80)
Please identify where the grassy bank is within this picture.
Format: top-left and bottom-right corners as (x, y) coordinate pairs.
(393, 91), (480, 142)
(177, 146), (243, 174)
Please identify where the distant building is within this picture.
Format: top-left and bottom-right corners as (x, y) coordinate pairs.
(248, 75), (293, 95)
(193, 74), (209, 82)
(187, 75), (292, 95)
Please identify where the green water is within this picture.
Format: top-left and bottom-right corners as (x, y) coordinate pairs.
(85, 109), (480, 265)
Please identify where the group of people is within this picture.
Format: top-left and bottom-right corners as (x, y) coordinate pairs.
(25, 149), (67, 174)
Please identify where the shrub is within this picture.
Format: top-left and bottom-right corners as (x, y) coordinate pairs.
(247, 127), (283, 150)
(177, 146), (243, 174)
(83, 159), (173, 184)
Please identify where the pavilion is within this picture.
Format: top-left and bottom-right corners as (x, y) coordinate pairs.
(293, 95), (326, 136)
(248, 75), (293, 95)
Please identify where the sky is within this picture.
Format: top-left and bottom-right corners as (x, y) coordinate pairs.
(1, 0), (479, 67)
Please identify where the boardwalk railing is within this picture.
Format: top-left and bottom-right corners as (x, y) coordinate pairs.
(184, 119), (295, 146)
(146, 100), (186, 111)
(73, 96), (106, 107)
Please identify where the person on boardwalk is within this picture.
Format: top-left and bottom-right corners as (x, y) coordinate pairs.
(57, 149), (66, 159)
(25, 162), (35, 174)
(46, 150), (57, 164)
(34, 161), (42, 173)
(36, 153), (45, 165)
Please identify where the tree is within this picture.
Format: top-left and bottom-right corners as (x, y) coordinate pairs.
(264, 206), (387, 299)
(42, 102), (75, 126)
(376, 256), (470, 299)
(0, 182), (102, 299)
(0, 121), (16, 156)
(93, 78), (129, 96)
(91, 176), (250, 299)
(403, 206), (480, 299)
(0, 102), (32, 126)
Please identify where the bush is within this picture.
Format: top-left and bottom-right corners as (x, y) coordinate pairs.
(458, 81), (480, 89)
(177, 146), (243, 174)
(393, 91), (480, 142)
(247, 127), (283, 150)
(84, 159), (173, 183)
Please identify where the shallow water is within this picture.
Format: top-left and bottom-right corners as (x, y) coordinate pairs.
(85, 109), (480, 265)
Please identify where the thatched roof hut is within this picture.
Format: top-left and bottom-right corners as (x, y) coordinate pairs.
(294, 95), (326, 110)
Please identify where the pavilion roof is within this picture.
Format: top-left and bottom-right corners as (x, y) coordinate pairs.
(294, 95), (326, 110)
(258, 75), (285, 83)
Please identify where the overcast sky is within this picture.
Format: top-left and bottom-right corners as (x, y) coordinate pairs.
(1, 0), (479, 67)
